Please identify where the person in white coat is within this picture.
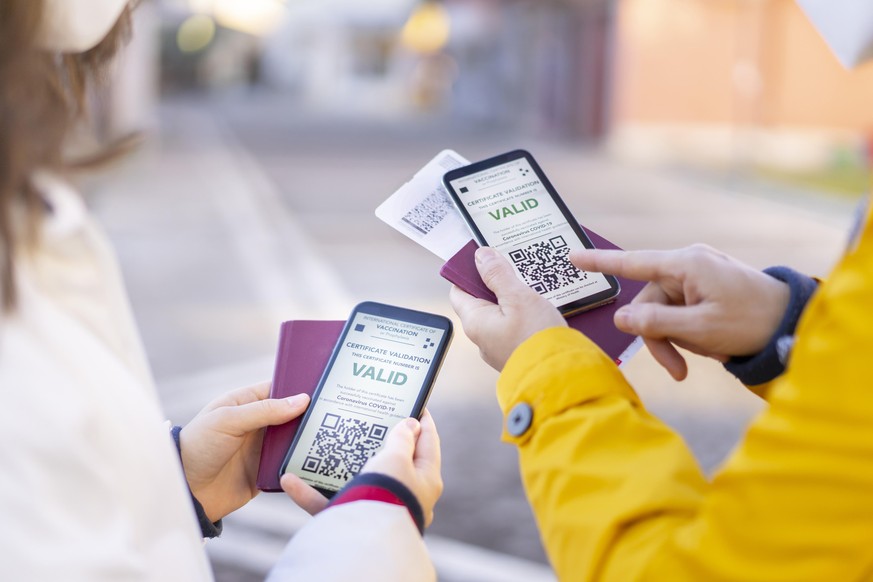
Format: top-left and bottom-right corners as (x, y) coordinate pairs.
(0, 1), (441, 580)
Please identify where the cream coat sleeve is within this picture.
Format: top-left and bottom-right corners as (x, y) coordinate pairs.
(266, 501), (435, 582)
(0, 178), (211, 581)
(496, 210), (873, 580)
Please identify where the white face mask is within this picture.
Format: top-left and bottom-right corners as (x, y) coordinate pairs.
(796, 0), (873, 69)
(38, 0), (130, 53)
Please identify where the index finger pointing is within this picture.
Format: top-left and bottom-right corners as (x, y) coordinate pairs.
(569, 249), (676, 283)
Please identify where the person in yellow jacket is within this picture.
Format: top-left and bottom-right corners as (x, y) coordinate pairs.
(450, 2), (873, 579)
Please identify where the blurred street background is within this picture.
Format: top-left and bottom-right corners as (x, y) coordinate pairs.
(80, 0), (870, 580)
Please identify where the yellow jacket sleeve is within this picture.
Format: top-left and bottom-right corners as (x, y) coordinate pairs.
(499, 218), (873, 581)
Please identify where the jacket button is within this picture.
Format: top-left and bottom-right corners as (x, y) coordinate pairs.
(506, 402), (533, 437)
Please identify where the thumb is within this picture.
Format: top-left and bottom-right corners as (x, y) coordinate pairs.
(380, 417), (420, 460)
(475, 247), (531, 300)
(218, 393), (310, 435)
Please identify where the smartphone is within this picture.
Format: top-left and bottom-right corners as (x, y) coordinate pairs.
(280, 301), (453, 498)
(443, 149), (620, 316)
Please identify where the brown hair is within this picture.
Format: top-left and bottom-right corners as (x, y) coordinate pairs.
(0, 0), (134, 311)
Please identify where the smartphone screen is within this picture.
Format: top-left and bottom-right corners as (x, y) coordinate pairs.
(280, 302), (452, 496)
(443, 149), (620, 316)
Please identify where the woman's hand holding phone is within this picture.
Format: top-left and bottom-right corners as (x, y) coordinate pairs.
(450, 247), (567, 371)
(280, 410), (444, 527)
(442, 149), (621, 316)
(180, 382), (311, 523)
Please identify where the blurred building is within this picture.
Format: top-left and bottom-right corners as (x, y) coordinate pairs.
(149, 0), (873, 178)
(443, 0), (614, 138)
(262, 0), (617, 138)
(260, 0), (420, 118)
(610, 0), (873, 172)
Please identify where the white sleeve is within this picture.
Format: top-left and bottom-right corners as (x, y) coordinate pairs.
(266, 501), (435, 582)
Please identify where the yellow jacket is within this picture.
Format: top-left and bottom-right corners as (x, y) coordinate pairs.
(498, 212), (873, 580)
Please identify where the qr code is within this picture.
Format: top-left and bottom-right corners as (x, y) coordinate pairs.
(402, 188), (454, 235)
(301, 414), (388, 483)
(509, 236), (586, 294)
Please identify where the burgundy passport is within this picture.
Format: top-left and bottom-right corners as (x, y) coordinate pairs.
(440, 227), (645, 364)
(256, 319), (345, 492)
(258, 231), (639, 490)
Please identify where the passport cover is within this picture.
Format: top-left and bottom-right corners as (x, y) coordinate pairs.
(256, 319), (345, 492)
(440, 227), (645, 364)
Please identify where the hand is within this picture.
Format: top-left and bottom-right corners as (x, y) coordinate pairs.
(570, 244), (790, 381)
(180, 383), (310, 523)
(450, 246), (566, 371)
(281, 410), (444, 527)
(362, 410), (443, 526)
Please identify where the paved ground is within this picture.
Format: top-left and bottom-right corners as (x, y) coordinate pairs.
(89, 92), (858, 580)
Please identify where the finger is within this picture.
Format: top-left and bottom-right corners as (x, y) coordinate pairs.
(280, 474), (329, 515)
(614, 302), (702, 341)
(474, 247), (533, 301)
(215, 394), (310, 436)
(631, 271), (689, 307)
(449, 285), (495, 322)
(381, 417), (420, 460)
(670, 338), (729, 363)
(201, 381), (273, 413)
(414, 409), (442, 473)
(631, 281), (671, 307)
(231, 382), (274, 407)
(611, 283), (671, 336)
(644, 338), (689, 381)
(570, 249), (676, 283)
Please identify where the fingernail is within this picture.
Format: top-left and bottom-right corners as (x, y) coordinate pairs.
(285, 394), (309, 407)
(405, 417), (420, 432)
(475, 247), (497, 264)
(615, 306), (633, 329)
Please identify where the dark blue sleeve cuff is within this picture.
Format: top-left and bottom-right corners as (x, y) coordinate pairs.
(171, 425), (223, 539)
(723, 266), (818, 386)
